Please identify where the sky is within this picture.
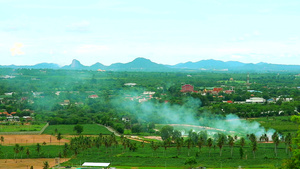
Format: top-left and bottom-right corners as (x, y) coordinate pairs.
(1, 0), (300, 66)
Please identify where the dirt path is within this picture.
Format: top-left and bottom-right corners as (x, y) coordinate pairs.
(0, 158), (69, 169)
(98, 124), (120, 136)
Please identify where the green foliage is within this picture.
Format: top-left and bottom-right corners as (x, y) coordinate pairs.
(43, 161), (49, 169)
(73, 124), (83, 135)
(160, 125), (174, 141)
(184, 156), (197, 168)
(43, 124), (111, 135)
(282, 115), (300, 168)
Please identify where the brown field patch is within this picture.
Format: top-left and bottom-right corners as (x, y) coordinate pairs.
(0, 158), (69, 169)
(0, 135), (69, 145)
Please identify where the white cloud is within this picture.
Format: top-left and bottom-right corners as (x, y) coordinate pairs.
(10, 43), (25, 56)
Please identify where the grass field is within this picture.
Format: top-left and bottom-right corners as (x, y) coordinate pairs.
(42, 124), (112, 135)
(247, 116), (298, 135)
(0, 123), (47, 132)
(0, 145), (71, 159)
(63, 138), (292, 168)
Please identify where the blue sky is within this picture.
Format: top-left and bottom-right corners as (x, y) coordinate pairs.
(1, 0), (300, 66)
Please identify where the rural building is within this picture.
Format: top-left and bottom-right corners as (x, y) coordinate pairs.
(246, 97), (265, 103)
(88, 94), (99, 99)
(224, 90), (234, 94)
(82, 162), (110, 168)
(212, 88), (223, 94)
(122, 117), (130, 122)
(180, 84), (194, 93)
(124, 83), (137, 87)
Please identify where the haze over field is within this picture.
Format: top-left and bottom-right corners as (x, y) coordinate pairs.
(1, 0), (300, 66)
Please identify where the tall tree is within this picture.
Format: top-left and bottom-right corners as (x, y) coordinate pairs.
(240, 137), (245, 148)
(186, 138), (193, 157)
(160, 125), (173, 141)
(217, 134), (226, 157)
(0, 136), (4, 144)
(14, 144), (20, 161)
(56, 133), (62, 145)
(26, 147), (30, 158)
(207, 138), (213, 157)
(272, 132), (280, 157)
(73, 124), (84, 135)
(36, 143), (41, 157)
(43, 161), (49, 169)
(228, 136), (235, 157)
(252, 141), (258, 159)
(239, 146), (244, 159)
(285, 133), (292, 156)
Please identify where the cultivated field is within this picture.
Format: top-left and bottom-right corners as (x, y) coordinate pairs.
(0, 158), (69, 169)
(0, 134), (69, 145)
(0, 123), (47, 132)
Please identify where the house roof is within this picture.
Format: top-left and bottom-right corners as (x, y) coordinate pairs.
(82, 162), (110, 167)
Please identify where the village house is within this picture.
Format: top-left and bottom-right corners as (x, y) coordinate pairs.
(88, 94), (99, 99)
(180, 84), (195, 93)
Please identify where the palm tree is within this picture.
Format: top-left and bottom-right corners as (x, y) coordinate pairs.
(228, 136), (235, 157)
(252, 141), (258, 159)
(240, 137), (245, 148)
(239, 146), (244, 159)
(285, 133), (292, 156)
(249, 133), (256, 143)
(36, 143), (41, 157)
(19, 146), (24, 161)
(163, 139), (168, 156)
(217, 134), (225, 157)
(63, 143), (69, 158)
(185, 138), (193, 157)
(0, 136), (4, 144)
(14, 144), (20, 162)
(272, 132), (280, 157)
(43, 161), (49, 169)
(56, 133), (62, 145)
(150, 141), (159, 156)
(26, 147), (30, 158)
(207, 138), (213, 157)
(175, 137), (183, 155)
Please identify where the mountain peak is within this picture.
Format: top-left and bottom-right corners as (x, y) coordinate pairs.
(71, 59), (82, 68)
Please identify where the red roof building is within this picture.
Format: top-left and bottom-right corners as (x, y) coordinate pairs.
(213, 88), (223, 93)
(88, 95), (99, 99)
(180, 84), (195, 93)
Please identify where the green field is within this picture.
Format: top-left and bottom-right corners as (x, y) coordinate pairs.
(0, 123), (47, 132)
(247, 116), (298, 135)
(0, 145), (70, 159)
(64, 139), (290, 168)
(42, 124), (112, 135)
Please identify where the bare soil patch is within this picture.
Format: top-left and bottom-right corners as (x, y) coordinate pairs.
(0, 135), (69, 145)
(143, 136), (162, 141)
(0, 158), (69, 169)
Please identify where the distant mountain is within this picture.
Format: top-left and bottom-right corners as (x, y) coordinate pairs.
(90, 62), (107, 70)
(61, 59), (87, 70)
(172, 59), (300, 72)
(31, 63), (60, 69)
(108, 57), (170, 71)
(0, 63), (60, 69)
(0, 58), (299, 72)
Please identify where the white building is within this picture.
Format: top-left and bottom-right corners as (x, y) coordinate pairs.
(246, 97), (265, 103)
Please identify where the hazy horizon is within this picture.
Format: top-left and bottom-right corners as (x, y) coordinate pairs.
(1, 0), (300, 66)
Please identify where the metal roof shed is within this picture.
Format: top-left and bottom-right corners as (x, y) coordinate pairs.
(82, 162), (110, 168)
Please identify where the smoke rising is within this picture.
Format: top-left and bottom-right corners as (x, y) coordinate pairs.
(113, 94), (276, 138)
